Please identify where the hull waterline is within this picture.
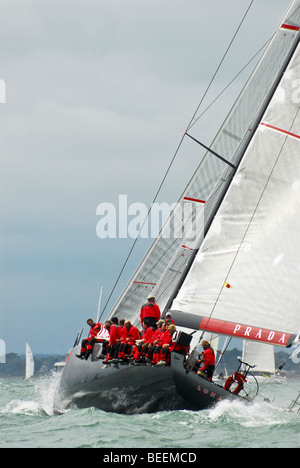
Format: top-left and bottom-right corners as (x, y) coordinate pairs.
(54, 346), (242, 414)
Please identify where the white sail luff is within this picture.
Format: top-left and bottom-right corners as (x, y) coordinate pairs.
(25, 342), (34, 380)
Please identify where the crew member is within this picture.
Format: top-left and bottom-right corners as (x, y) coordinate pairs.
(165, 312), (175, 325)
(140, 295), (161, 327)
(132, 321), (154, 363)
(116, 320), (140, 362)
(152, 324), (176, 366)
(105, 317), (123, 363)
(76, 318), (101, 360)
(145, 321), (166, 363)
(197, 340), (215, 381)
(138, 322), (161, 363)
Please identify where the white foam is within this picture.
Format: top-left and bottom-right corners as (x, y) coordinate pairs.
(1, 371), (63, 417)
(207, 398), (288, 428)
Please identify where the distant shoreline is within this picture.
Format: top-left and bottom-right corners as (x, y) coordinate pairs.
(1, 349), (299, 379)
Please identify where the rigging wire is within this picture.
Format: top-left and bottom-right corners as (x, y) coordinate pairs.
(101, 0), (256, 316)
(187, 0), (255, 132)
(191, 0), (300, 127)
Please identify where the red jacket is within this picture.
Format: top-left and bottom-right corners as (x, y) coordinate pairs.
(201, 347), (215, 369)
(149, 328), (162, 345)
(142, 326), (155, 344)
(121, 325), (140, 346)
(140, 300), (161, 325)
(109, 324), (123, 346)
(156, 329), (172, 347)
(88, 323), (101, 339)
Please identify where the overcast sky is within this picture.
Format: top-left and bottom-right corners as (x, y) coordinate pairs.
(0, 0), (292, 355)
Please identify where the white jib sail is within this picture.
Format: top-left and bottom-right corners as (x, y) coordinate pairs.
(172, 23), (300, 347)
(25, 342), (34, 379)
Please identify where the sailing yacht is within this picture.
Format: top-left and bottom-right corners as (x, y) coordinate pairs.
(54, 1), (300, 414)
(242, 341), (286, 384)
(25, 342), (34, 380)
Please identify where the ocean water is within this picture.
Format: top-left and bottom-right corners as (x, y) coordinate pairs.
(0, 372), (299, 449)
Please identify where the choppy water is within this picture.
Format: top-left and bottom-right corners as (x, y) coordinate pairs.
(0, 373), (299, 448)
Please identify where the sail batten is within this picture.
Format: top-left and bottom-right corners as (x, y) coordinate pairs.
(261, 122), (300, 140)
(282, 23), (300, 31)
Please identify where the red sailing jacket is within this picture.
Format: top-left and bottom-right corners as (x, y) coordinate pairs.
(149, 328), (162, 345)
(142, 326), (155, 344)
(140, 300), (161, 325)
(121, 325), (140, 346)
(156, 329), (172, 347)
(109, 324), (123, 346)
(88, 323), (101, 340)
(201, 346), (215, 369)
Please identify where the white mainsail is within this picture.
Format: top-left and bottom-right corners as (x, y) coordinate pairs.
(25, 342), (34, 380)
(171, 5), (300, 348)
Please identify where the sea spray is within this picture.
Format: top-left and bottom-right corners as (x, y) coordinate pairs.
(33, 370), (63, 416)
(0, 378), (299, 448)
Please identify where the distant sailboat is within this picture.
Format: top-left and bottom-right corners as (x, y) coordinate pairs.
(25, 342), (34, 380)
(242, 341), (286, 384)
(55, 0), (300, 414)
(242, 341), (275, 375)
(0, 339), (6, 364)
